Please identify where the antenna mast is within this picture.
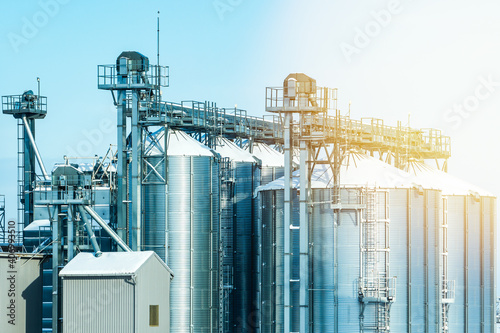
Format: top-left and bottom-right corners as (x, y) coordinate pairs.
(156, 11), (160, 106)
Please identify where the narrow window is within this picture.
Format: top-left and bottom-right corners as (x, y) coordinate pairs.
(149, 305), (159, 327)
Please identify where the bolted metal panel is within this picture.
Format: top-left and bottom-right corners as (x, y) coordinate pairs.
(467, 196), (481, 333)
(144, 153), (220, 333)
(252, 165), (285, 332)
(425, 190), (441, 333)
(481, 197), (496, 333)
(143, 155), (166, 260)
(447, 196), (466, 332)
(231, 161), (255, 331)
(310, 189), (335, 332)
(260, 190), (276, 333)
(260, 166), (284, 186)
(336, 190), (361, 333)
(410, 189), (426, 332)
(251, 166), (261, 333)
(388, 189), (409, 332)
(260, 189), (299, 333)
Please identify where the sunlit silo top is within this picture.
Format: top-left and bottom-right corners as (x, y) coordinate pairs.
(248, 142), (284, 167)
(407, 161), (493, 196)
(214, 136), (257, 163)
(145, 128), (215, 157)
(255, 152), (419, 193)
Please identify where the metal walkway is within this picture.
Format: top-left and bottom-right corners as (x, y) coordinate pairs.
(120, 98), (451, 168)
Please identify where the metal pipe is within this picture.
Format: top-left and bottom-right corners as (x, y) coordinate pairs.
(131, 91), (142, 251)
(21, 116), (49, 180)
(82, 205), (131, 252)
(77, 205), (102, 257)
(67, 205), (74, 260)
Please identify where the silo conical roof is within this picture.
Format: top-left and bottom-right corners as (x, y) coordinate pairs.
(214, 137), (257, 163)
(408, 161), (493, 196)
(145, 129), (214, 157)
(247, 142), (284, 167)
(256, 152), (418, 193)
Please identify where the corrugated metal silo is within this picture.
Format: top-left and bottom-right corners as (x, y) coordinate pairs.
(143, 128), (220, 333)
(255, 152), (445, 332)
(246, 142), (285, 332)
(214, 137), (258, 333)
(409, 162), (497, 333)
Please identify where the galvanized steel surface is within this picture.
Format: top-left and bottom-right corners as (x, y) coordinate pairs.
(143, 153), (219, 333)
(230, 161), (256, 332)
(310, 189), (335, 332)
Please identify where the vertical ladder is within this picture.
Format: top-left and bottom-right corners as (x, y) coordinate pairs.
(359, 189), (393, 333)
(219, 157), (233, 333)
(0, 195), (5, 243)
(17, 119), (25, 244)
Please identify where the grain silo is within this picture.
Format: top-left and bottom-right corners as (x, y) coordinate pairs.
(255, 152), (448, 332)
(214, 136), (258, 332)
(246, 141), (285, 332)
(409, 161), (497, 332)
(142, 128), (220, 332)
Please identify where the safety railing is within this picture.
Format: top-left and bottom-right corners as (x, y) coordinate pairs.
(358, 277), (396, 301)
(442, 279), (455, 303)
(2, 94), (47, 118)
(97, 64), (169, 89)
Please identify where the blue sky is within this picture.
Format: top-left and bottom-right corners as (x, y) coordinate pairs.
(1, 0), (500, 222)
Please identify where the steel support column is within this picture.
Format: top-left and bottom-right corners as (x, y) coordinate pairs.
(283, 112), (293, 332)
(299, 139), (309, 332)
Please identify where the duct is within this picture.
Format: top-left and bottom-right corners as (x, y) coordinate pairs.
(77, 205), (102, 257)
(82, 205), (131, 252)
(22, 115), (49, 180)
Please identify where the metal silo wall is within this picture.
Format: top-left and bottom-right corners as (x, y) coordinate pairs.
(231, 161), (256, 332)
(482, 196), (496, 333)
(144, 155), (219, 333)
(260, 167), (285, 186)
(467, 195), (482, 332)
(252, 166), (284, 333)
(310, 188), (335, 333)
(409, 189), (426, 332)
(447, 195), (466, 331)
(443, 194), (496, 333)
(260, 190), (278, 333)
(391, 189), (441, 332)
(259, 189), (299, 333)
(337, 188), (360, 333)
(388, 189), (409, 332)
(143, 156), (166, 260)
(425, 190), (441, 332)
